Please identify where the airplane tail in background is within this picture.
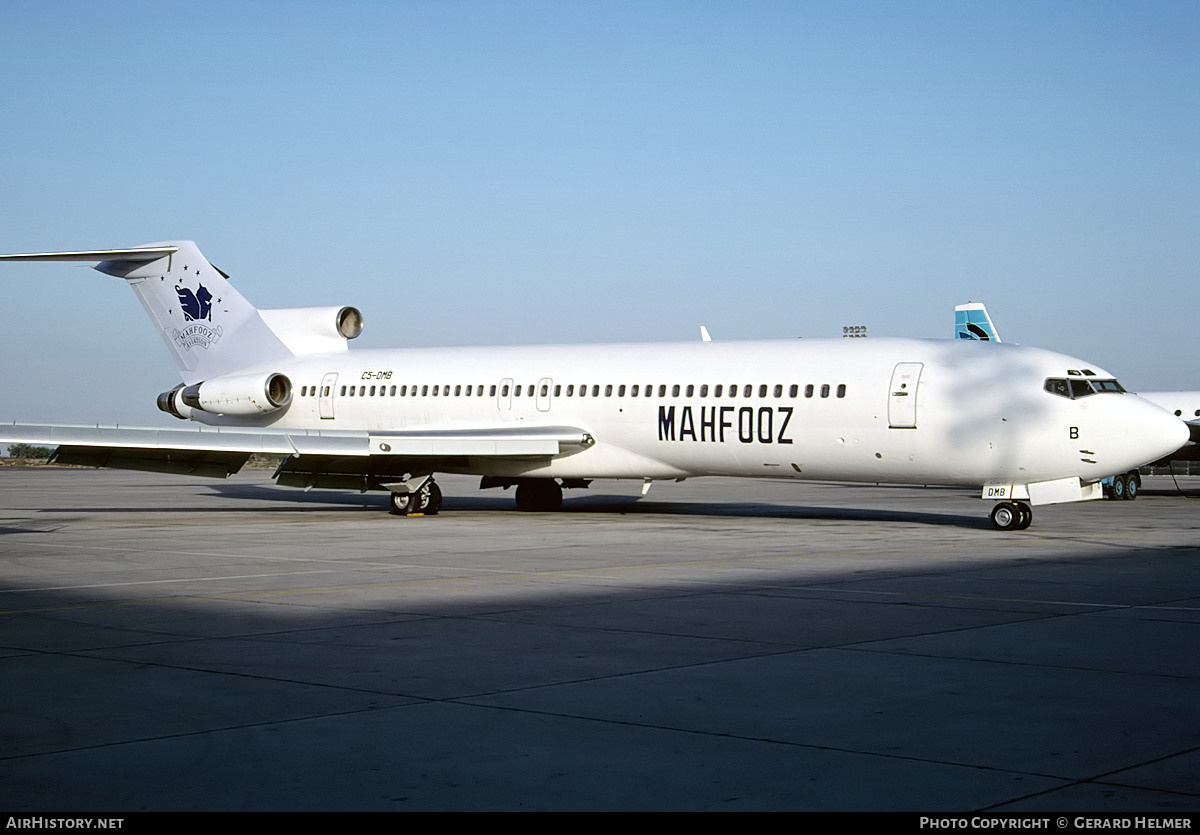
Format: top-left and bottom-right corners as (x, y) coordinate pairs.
(954, 302), (1001, 342)
(0, 241), (363, 386)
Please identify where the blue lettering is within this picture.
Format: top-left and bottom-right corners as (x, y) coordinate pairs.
(658, 406), (676, 441)
(679, 406), (696, 441)
(757, 407), (773, 444)
(777, 406), (793, 444)
(699, 406), (716, 442)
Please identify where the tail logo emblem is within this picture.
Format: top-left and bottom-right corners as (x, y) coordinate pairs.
(176, 284), (213, 321)
(171, 282), (222, 350)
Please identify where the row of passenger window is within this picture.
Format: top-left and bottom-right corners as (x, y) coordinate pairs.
(297, 382), (850, 400)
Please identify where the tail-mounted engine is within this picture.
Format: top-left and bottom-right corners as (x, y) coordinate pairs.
(258, 306), (363, 354)
(158, 372), (293, 419)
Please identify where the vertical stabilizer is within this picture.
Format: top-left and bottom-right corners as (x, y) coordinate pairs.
(954, 302), (1001, 342)
(1, 241), (292, 383)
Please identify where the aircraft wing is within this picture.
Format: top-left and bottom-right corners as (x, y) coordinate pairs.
(0, 422), (593, 481)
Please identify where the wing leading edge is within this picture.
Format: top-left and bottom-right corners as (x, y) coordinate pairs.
(1, 423), (593, 482)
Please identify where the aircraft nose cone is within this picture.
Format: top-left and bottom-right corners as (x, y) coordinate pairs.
(1138, 401), (1191, 464)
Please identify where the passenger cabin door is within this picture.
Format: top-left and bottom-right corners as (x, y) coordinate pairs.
(319, 372), (338, 420)
(888, 362), (923, 428)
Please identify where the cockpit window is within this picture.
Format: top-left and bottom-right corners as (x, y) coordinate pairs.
(1044, 377), (1126, 399)
(1045, 379), (1070, 398)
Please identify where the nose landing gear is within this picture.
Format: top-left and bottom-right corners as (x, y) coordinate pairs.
(990, 500), (1032, 531)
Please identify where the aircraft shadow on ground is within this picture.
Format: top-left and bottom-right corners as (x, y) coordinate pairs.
(184, 481), (985, 528)
(25, 481), (1191, 529)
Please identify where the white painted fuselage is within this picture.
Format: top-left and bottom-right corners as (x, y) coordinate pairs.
(193, 336), (1184, 488)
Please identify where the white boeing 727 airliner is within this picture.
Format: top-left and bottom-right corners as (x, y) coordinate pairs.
(0, 241), (1187, 530)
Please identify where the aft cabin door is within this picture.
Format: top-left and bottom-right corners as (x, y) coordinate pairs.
(888, 362), (923, 428)
(319, 372), (338, 420)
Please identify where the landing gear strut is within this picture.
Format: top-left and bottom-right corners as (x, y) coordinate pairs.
(991, 500), (1032, 531)
(389, 477), (442, 516)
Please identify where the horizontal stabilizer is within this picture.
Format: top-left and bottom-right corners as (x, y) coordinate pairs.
(0, 246), (179, 263)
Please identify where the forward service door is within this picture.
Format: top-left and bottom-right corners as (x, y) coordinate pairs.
(888, 362), (923, 428)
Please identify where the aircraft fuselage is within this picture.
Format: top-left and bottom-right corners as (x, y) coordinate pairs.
(191, 336), (1180, 488)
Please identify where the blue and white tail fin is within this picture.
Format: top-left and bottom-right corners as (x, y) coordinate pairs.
(954, 302), (1001, 342)
(0, 241), (292, 383)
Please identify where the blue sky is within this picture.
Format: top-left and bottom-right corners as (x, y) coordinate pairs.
(2, 0), (1197, 424)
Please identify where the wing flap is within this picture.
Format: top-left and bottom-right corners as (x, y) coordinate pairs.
(369, 426), (591, 456)
(51, 446), (252, 479)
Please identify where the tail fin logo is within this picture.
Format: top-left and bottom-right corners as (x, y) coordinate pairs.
(172, 282), (222, 350)
(176, 284), (213, 321)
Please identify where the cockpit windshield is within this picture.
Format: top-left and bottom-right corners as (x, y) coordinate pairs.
(1044, 377), (1126, 399)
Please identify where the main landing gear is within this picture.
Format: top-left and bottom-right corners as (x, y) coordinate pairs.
(990, 500), (1032, 531)
(514, 479), (563, 512)
(479, 476), (582, 512)
(389, 477), (442, 516)
(388, 476), (578, 516)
